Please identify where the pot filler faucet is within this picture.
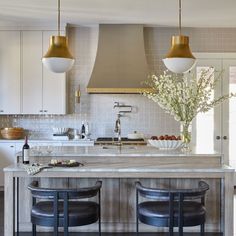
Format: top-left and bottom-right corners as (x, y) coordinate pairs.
(114, 113), (122, 143)
(113, 102), (133, 144)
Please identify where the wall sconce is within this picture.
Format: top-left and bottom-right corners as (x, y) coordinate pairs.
(75, 86), (81, 104)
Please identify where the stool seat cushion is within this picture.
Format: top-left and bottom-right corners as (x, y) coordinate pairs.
(31, 201), (99, 227)
(138, 201), (206, 227)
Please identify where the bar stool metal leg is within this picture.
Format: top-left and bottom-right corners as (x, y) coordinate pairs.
(169, 193), (174, 236)
(17, 177), (19, 236)
(201, 223), (205, 236)
(178, 193), (184, 236)
(53, 193), (59, 236)
(32, 224), (36, 236)
(136, 189), (139, 236)
(98, 189), (101, 236)
(63, 193), (69, 236)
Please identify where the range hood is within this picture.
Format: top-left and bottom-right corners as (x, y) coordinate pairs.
(87, 24), (149, 94)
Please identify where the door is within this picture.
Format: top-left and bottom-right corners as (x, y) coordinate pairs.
(22, 31), (43, 114)
(0, 31), (21, 114)
(42, 31), (66, 114)
(222, 60), (236, 166)
(193, 58), (222, 154)
(194, 53), (236, 165)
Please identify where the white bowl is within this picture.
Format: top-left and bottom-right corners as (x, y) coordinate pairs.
(52, 127), (69, 135)
(148, 139), (183, 149)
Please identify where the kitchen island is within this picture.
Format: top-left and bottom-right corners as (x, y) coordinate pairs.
(4, 146), (234, 235)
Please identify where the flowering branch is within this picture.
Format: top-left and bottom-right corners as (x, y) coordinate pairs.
(143, 69), (236, 123)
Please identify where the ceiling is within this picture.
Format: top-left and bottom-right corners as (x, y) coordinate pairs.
(0, 0), (236, 27)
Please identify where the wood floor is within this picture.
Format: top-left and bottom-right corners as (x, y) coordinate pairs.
(12, 233), (223, 236)
(0, 191), (223, 236)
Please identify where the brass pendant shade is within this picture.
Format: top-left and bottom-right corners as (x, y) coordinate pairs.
(43, 36), (74, 59)
(42, 0), (75, 73)
(165, 35), (195, 59)
(163, 0), (196, 73)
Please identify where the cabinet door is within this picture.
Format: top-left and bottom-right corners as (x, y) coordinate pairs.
(0, 31), (21, 114)
(42, 31), (66, 114)
(22, 31), (43, 114)
(0, 143), (16, 186)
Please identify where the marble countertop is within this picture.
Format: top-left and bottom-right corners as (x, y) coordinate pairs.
(0, 139), (94, 143)
(5, 146), (232, 175)
(4, 162), (233, 173)
(16, 145), (222, 157)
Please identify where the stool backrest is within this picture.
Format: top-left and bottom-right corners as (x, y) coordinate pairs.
(136, 181), (209, 201)
(28, 180), (102, 200)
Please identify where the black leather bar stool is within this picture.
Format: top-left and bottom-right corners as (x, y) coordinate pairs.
(136, 181), (209, 236)
(28, 180), (102, 236)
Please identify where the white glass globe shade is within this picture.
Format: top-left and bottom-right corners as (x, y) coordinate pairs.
(163, 57), (196, 74)
(42, 57), (75, 73)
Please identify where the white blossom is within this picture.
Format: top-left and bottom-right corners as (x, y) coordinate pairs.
(142, 69), (236, 123)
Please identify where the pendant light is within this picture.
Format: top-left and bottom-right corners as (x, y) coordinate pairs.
(42, 0), (74, 73)
(163, 0), (195, 74)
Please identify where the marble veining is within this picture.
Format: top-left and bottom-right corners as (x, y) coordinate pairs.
(16, 145), (221, 157)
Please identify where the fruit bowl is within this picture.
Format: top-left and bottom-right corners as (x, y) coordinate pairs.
(148, 139), (183, 150)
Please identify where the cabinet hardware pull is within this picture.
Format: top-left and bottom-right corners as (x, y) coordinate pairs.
(216, 136), (221, 140)
(223, 136), (228, 140)
(0, 110), (4, 112)
(10, 146), (14, 148)
(39, 110), (43, 112)
(44, 110), (48, 112)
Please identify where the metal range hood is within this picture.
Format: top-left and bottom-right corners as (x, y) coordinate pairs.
(87, 24), (149, 94)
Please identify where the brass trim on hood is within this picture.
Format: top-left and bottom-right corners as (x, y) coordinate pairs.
(86, 87), (153, 94)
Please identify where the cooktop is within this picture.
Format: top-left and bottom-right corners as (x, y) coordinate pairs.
(95, 137), (146, 145)
(96, 137), (144, 142)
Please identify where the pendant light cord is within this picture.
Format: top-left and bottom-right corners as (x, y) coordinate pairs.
(58, 0), (60, 36)
(179, 0), (182, 35)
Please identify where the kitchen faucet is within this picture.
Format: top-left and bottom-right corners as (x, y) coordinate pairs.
(114, 113), (122, 144)
(113, 102), (133, 146)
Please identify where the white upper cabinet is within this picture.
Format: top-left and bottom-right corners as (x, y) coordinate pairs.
(0, 30), (66, 115)
(0, 31), (21, 114)
(42, 31), (66, 114)
(22, 31), (43, 114)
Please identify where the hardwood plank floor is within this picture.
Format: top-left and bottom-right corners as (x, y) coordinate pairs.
(16, 230), (221, 236)
(17, 234), (223, 236)
(0, 191), (223, 236)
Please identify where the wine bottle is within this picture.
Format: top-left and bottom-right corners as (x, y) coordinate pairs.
(81, 122), (85, 139)
(22, 136), (30, 164)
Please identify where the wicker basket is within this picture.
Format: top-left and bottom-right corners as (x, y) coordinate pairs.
(1, 127), (24, 140)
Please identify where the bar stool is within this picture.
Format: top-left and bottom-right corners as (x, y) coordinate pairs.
(28, 180), (102, 236)
(136, 181), (209, 236)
